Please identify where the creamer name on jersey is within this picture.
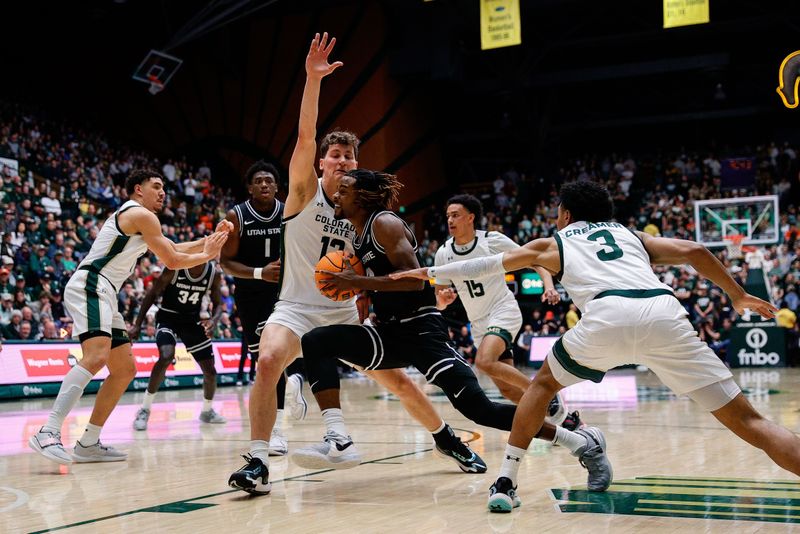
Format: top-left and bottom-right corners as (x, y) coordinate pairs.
(315, 214), (353, 237)
(563, 221), (625, 238)
(245, 227), (281, 237)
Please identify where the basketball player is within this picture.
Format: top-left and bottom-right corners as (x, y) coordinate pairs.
(303, 171), (606, 485)
(228, 33), (484, 495)
(220, 160), (307, 456)
(29, 169), (230, 465)
(435, 194), (580, 429)
(128, 260), (227, 430)
(392, 181), (800, 513)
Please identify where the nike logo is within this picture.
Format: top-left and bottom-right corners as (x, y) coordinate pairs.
(244, 220), (255, 225)
(453, 386), (466, 398)
(334, 440), (353, 452)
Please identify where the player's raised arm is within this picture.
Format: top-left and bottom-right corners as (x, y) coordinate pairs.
(286, 32), (343, 215)
(638, 232), (777, 318)
(390, 237), (559, 281)
(130, 208), (227, 270)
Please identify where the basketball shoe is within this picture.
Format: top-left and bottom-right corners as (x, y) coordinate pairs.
(290, 431), (361, 469)
(434, 439), (487, 473)
(199, 409), (227, 424)
(487, 477), (521, 513)
(269, 428), (288, 456)
(228, 454), (271, 495)
(28, 429), (73, 465)
(575, 427), (613, 491)
(561, 410), (583, 431)
(72, 441), (127, 462)
(133, 408), (150, 430)
(286, 373), (308, 420)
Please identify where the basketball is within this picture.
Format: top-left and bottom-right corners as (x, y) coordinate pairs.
(314, 250), (365, 301)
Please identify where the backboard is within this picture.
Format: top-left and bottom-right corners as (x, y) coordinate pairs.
(694, 195), (779, 247)
(132, 50), (182, 95)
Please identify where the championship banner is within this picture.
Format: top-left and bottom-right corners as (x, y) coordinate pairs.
(480, 0), (522, 50)
(663, 0), (709, 29)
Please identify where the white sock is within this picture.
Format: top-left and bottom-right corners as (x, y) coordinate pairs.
(498, 444), (527, 486)
(79, 423), (102, 447)
(42, 365), (94, 433)
(321, 408), (348, 437)
(142, 391), (157, 410)
(250, 440), (270, 464)
(203, 398), (213, 412)
(273, 409), (284, 433)
(554, 426), (589, 456)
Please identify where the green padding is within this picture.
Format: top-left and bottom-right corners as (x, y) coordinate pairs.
(593, 288), (674, 300)
(485, 326), (513, 349)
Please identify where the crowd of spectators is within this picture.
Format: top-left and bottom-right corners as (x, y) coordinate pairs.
(2, 100), (800, 368)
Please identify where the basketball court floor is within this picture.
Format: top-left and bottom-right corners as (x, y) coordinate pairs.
(3, 366), (799, 533)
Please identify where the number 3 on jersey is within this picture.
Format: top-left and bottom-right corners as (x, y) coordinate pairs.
(587, 230), (623, 261)
(319, 236), (345, 259)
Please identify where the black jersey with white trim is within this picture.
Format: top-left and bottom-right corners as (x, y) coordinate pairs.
(231, 199), (282, 294)
(159, 261), (215, 318)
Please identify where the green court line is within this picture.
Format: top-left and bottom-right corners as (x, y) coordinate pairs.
(28, 448), (436, 533)
(633, 475), (800, 487)
(638, 499), (800, 511)
(612, 481), (800, 493)
(634, 507), (799, 521)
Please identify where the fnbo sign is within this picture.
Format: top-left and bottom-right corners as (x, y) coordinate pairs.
(729, 325), (785, 368)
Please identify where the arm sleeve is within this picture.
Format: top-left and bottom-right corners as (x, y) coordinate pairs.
(428, 253), (505, 281)
(487, 231), (520, 253)
(432, 246), (452, 285)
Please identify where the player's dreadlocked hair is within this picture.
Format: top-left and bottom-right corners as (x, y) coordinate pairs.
(347, 169), (404, 211)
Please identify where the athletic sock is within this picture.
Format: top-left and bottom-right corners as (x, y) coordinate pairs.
(321, 408), (348, 438)
(250, 440), (270, 464)
(79, 423), (102, 447)
(498, 444), (527, 487)
(142, 391), (157, 410)
(273, 410), (284, 433)
(203, 398), (213, 412)
(554, 426), (589, 456)
(42, 365), (94, 433)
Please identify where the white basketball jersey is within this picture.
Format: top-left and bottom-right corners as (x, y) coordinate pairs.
(556, 221), (671, 312)
(76, 200), (149, 290)
(434, 230), (518, 320)
(278, 179), (355, 307)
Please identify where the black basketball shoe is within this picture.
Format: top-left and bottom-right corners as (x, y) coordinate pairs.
(487, 476), (521, 513)
(228, 454), (271, 495)
(435, 438), (487, 473)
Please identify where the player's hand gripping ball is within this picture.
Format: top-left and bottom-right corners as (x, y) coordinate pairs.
(315, 251), (366, 301)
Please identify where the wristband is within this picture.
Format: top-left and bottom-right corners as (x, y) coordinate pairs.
(253, 267), (263, 280)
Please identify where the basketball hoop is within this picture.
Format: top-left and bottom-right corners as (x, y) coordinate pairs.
(725, 234), (744, 260)
(147, 75), (165, 95)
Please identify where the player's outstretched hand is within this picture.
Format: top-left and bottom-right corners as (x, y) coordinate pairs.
(732, 293), (778, 319)
(204, 231), (228, 256)
(436, 287), (457, 308)
(389, 267), (430, 281)
(542, 288), (560, 305)
(306, 32), (343, 79)
(215, 220), (234, 234)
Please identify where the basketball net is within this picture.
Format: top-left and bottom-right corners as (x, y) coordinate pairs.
(725, 234), (744, 260)
(147, 75), (165, 95)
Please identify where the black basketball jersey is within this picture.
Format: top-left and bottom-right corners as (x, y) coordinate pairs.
(232, 199), (283, 293)
(159, 261), (215, 318)
(353, 210), (436, 322)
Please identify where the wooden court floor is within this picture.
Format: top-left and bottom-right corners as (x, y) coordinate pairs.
(2, 367), (800, 533)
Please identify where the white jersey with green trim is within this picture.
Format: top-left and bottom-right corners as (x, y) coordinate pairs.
(556, 221), (671, 312)
(278, 178), (356, 307)
(434, 230), (518, 321)
(75, 200), (148, 290)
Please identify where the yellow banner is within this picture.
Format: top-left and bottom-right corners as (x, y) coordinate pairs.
(480, 0), (522, 50)
(663, 0), (710, 29)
